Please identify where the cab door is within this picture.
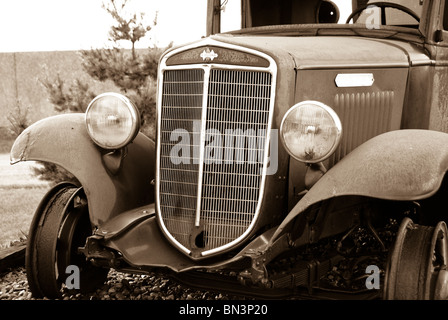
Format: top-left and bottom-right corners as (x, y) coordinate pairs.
(426, 0), (448, 133)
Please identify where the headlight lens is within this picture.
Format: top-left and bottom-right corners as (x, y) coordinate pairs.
(85, 93), (140, 149)
(280, 101), (342, 163)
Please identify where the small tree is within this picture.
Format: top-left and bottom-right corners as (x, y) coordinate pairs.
(7, 100), (30, 136)
(43, 0), (161, 135)
(39, 0), (163, 183)
(80, 0), (162, 138)
(103, 0), (158, 60)
(41, 74), (97, 113)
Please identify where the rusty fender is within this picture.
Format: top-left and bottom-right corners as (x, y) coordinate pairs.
(269, 129), (448, 245)
(10, 113), (155, 228)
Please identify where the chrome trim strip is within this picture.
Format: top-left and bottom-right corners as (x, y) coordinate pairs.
(297, 62), (409, 70)
(155, 65), (193, 255)
(195, 66), (211, 227)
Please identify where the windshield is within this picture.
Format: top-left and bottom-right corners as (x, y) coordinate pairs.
(220, 0), (424, 32)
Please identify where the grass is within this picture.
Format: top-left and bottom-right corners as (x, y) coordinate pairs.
(0, 136), (14, 154)
(0, 143), (50, 248)
(0, 186), (49, 249)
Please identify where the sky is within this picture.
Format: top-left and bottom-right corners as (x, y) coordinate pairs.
(0, 0), (207, 53)
(0, 0), (353, 53)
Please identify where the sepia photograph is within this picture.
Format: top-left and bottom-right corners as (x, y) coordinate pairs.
(1, 0), (447, 316)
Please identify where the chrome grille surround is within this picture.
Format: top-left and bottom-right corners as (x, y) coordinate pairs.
(156, 40), (277, 258)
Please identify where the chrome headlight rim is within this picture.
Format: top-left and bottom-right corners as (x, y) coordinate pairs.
(85, 92), (140, 150)
(280, 100), (342, 164)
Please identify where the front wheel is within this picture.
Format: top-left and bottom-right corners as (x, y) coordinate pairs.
(26, 183), (109, 299)
(384, 218), (448, 300)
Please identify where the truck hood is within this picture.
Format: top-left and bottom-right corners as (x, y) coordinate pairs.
(211, 34), (430, 69)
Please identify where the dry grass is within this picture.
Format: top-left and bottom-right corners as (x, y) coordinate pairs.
(0, 187), (49, 248)
(0, 151), (51, 248)
(0, 136), (14, 154)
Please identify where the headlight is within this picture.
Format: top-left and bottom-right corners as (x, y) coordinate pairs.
(85, 92), (140, 149)
(280, 101), (342, 163)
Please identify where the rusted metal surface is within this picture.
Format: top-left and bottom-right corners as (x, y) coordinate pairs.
(270, 129), (448, 244)
(212, 34), (416, 70)
(10, 113), (155, 228)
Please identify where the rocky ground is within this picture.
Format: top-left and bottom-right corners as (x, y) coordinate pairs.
(0, 266), (248, 301)
(0, 219), (397, 300)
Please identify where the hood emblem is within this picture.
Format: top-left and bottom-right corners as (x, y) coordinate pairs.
(200, 48), (218, 62)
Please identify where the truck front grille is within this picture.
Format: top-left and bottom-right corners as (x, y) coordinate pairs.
(157, 66), (274, 257)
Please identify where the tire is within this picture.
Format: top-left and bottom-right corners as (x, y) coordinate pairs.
(25, 183), (109, 299)
(384, 218), (448, 300)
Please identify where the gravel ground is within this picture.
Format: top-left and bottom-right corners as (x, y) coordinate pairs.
(0, 266), (248, 301)
(0, 223), (397, 300)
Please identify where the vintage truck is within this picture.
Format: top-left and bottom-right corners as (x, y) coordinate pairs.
(10, 0), (448, 300)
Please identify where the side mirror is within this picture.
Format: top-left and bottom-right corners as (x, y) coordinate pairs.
(317, 0), (340, 23)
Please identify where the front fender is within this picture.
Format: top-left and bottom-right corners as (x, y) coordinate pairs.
(270, 129), (448, 243)
(10, 113), (155, 228)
